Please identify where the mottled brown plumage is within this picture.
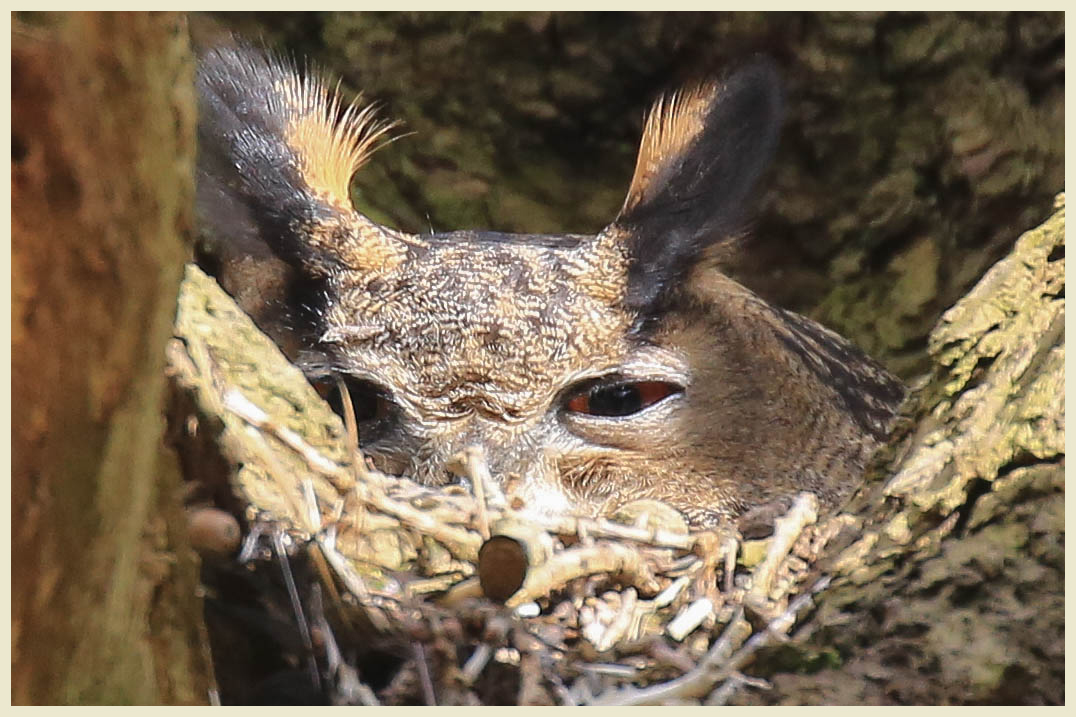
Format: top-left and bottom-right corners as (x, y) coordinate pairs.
(196, 45), (904, 530)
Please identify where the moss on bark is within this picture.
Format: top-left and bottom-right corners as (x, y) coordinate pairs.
(739, 196), (1064, 705)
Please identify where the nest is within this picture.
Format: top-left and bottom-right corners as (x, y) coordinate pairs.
(168, 264), (855, 706)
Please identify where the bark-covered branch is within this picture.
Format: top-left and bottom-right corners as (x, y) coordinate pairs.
(11, 13), (210, 705)
(743, 195), (1065, 705)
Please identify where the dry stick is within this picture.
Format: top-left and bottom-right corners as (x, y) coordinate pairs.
(241, 423), (391, 632)
(666, 597), (715, 642)
(589, 576), (832, 706)
(587, 608), (749, 706)
(413, 642), (437, 706)
(505, 541), (660, 608)
(466, 447), (492, 541)
(307, 542), (358, 628)
(272, 528), (322, 694)
(707, 577), (832, 702)
(223, 389), (347, 484)
(653, 575), (691, 608)
(300, 478), (322, 536)
(366, 488), (484, 562)
(594, 588), (638, 652)
(746, 492), (818, 605)
(311, 501), (393, 632)
(706, 671), (771, 706)
(721, 533), (739, 593)
(315, 541), (393, 633)
(223, 386), (485, 561)
(237, 522), (268, 564)
(335, 377), (373, 483)
(335, 663), (381, 707)
(537, 514), (696, 551)
(547, 670), (578, 707)
(518, 649), (552, 706)
(235, 419), (321, 536)
(648, 640), (698, 674)
(336, 378), (373, 540)
(465, 446), (507, 511)
(295, 481), (362, 630)
(280, 427), (392, 634)
(460, 643), (493, 686)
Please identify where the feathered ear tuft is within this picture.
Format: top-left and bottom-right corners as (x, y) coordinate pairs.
(276, 62), (398, 212)
(195, 43), (409, 355)
(610, 57), (784, 318)
(195, 43), (403, 278)
(622, 82), (722, 216)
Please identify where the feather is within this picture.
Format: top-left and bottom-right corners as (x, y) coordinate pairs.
(622, 82), (719, 215)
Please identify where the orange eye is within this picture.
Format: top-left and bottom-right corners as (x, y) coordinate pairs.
(564, 380), (680, 417)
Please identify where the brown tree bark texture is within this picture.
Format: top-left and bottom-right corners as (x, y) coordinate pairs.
(11, 13), (209, 704)
(739, 196), (1065, 705)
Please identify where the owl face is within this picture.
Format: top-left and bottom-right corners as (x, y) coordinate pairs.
(196, 45), (903, 527)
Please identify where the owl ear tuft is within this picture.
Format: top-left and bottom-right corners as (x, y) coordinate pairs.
(610, 57), (784, 316)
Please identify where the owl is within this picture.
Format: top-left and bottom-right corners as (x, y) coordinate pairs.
(195, 44), (904, 532)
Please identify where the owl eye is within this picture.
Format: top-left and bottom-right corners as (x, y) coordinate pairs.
(313, 375), (393, 423)
(564, 380), (681, 417)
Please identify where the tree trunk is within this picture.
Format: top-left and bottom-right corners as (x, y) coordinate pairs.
(738, 195), (1065, 705)
(11, 12), (210, 705)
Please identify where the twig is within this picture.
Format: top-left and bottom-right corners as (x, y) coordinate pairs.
(225, 384), (485, 561)
(537, 514), (696, 551)
(652, 575), (691, 608)
(666, 597), (715, 642)
(413, 642), (437, 706)
(362, 485), (484, 562)
(578, 662), (638, 678)
(648, 640), (697, 673)
(466, 447), (492, 541)
(237, 521), (268, 564)
(461, 643), (493, 685)
(505, 541), (660, 608)
(272, 528), (321, 694)
(306, 542), (358, 634)
(300, 478), (323, 537)
(223, 388), (348, 483)
(313, 539), (393, 633)
(335, 663), (381, 707)
(594, 588), (638, 652)
(588, 576), (831, 706)
(747, 492), (818, 605)
(547, 670), (578, 706)
(335, 377), (373, 482)
(706, 671), (771, 705)
(586, 609), (749, 706)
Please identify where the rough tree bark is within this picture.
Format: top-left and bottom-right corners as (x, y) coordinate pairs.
(11, 13), (210, 705)
(737, 195), (1064, 705)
